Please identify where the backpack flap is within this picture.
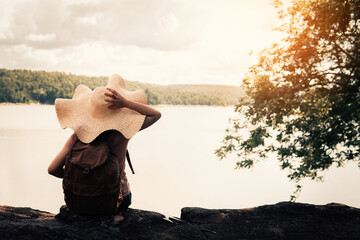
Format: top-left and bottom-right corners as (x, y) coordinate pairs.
(70, 141), (109, 169)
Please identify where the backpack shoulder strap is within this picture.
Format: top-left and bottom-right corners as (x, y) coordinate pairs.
(126, 150), (135, 174)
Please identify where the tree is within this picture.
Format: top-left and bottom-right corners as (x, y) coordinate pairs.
(216, 0), (360, 200)
(145, 88), (160, 105)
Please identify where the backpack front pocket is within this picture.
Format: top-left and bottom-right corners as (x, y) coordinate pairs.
(73, 183), (105, 197)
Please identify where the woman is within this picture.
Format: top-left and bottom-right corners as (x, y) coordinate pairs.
(48, 74), (161, 214)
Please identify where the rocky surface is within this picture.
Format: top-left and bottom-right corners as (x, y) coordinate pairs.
(1, 202), (360, 239)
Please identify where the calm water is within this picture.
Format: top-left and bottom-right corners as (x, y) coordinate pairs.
(0, 105), (359, 217)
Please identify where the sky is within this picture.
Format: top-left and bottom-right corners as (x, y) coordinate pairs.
(0, 0), (288, 86)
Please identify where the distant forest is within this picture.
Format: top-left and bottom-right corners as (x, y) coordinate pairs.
(0, 69), (244, 105)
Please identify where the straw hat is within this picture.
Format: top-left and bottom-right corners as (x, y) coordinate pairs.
(55, 74), (147, 143)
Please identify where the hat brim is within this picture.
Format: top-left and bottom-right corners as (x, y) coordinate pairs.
(55, 75), (147, 143)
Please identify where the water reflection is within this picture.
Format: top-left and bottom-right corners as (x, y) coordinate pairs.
(0, 105), (359, 217)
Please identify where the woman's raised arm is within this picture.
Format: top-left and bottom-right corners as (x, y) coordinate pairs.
(105, 88), (161, 130)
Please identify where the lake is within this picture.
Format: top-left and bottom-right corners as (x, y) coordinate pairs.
(0, 105), (359, 217)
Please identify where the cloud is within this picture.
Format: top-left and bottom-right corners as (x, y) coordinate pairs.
(0, 0), (286, 86)
(0, 0), (204, 51)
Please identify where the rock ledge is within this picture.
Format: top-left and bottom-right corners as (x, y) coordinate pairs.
(1, 202), (360, 239)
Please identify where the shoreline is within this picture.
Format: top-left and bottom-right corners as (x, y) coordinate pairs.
(0, 102), (235, 108)
(0, 102), (45, 106)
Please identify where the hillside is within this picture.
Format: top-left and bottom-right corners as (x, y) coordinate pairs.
(0, 69), (244, 106)
(168, 84), (245, 103)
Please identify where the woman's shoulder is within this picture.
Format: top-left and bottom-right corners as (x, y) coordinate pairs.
(65, 132), (78, 148)
(71, 132), (78, 141)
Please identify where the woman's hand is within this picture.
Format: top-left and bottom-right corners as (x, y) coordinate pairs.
(104, 88), (128, 109)
(104, 87), (161, 130)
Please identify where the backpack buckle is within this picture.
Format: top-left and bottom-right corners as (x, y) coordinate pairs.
(83, 164), (90, 175)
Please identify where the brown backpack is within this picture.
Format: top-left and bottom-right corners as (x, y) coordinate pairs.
(63, 134), (121, 215)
